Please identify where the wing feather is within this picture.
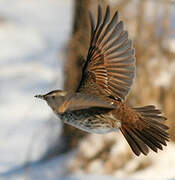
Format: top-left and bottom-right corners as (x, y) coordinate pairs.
(77, 6), (136, 100)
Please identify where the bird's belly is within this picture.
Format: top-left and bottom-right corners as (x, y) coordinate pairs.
(58, 110), (120, 134)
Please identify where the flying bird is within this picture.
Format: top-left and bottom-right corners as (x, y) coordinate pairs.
(35, 5), (169, 156)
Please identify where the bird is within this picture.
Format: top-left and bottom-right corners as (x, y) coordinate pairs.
(35, 5), (169, 156)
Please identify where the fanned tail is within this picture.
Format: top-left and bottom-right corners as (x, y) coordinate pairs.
(120, 105), (169, 156)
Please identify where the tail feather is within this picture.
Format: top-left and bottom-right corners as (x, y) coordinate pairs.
(142, 118), (168, 130)
(121, 125), (149, 156)
(120, 105), (169, 156)
(132, 128), (159, 152)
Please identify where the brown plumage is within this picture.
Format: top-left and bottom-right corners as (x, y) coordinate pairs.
(35, 5), (169, 156)
(78, 5), (135, 100)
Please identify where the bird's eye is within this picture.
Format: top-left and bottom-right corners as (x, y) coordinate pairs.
(52, 95), (56, 99)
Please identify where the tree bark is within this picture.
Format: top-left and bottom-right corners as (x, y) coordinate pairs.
(62, 0), (107, 153)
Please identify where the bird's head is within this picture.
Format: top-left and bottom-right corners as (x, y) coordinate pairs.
(35, 90), (68, 114)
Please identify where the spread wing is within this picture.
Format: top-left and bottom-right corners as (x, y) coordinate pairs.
(77, 5), (136, 100)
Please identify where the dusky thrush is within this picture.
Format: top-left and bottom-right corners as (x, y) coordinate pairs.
(35, 5), (169, 156)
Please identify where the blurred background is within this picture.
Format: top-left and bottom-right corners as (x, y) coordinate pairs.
(0, 0), (175, 180)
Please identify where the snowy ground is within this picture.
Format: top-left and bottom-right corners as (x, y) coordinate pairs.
(0, 0), (175, 180)
(0, 0), (72, 178)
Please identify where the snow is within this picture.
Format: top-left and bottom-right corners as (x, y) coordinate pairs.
(0, 0), (72, 175)
(128, 142), (175, 180)
(113, 142), (175, 180)
(0, 0), (175, 180)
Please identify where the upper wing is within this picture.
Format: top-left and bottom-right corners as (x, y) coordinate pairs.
(77, 5), (136, 100)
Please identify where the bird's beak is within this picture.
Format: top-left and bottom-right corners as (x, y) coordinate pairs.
(34, 94), (45, 100)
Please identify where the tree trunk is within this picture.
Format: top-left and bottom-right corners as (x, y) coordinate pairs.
(62, 0), (107, 153)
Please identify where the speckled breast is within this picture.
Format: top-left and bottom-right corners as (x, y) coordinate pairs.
(58, 108), (121, 134)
